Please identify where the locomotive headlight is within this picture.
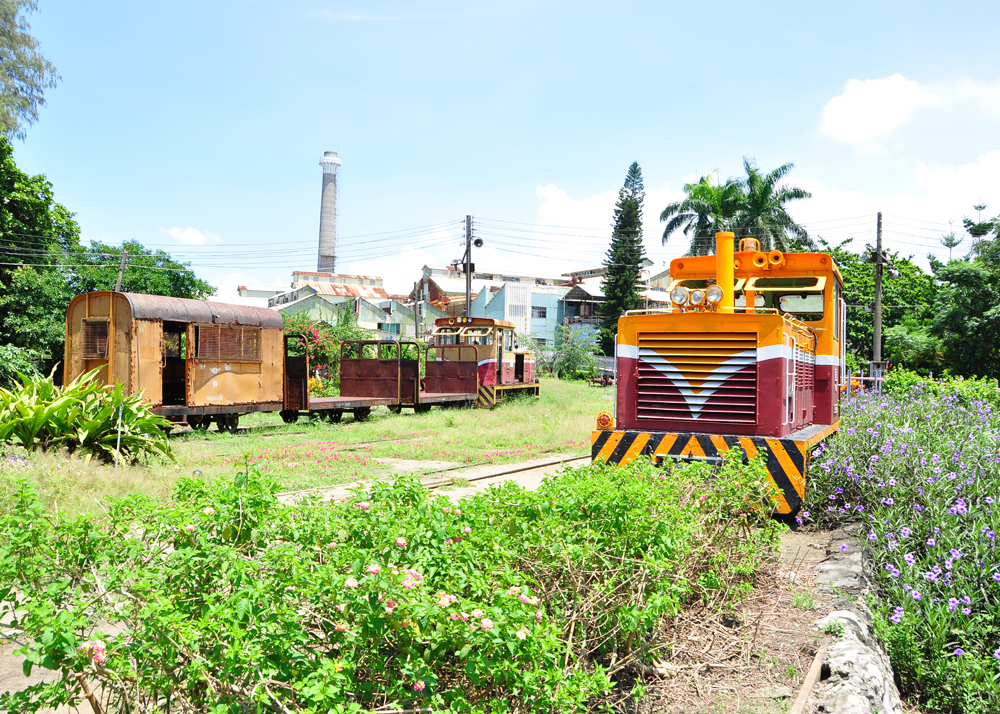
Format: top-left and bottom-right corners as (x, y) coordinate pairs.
(706, 285), (724, 304)
(670, 285), (689, 305)
(689, 289), (706, 306)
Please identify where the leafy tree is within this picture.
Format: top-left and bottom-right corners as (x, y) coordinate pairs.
(928, 242), (1000, 379)
(819, 238), (937, 362)
(0, 136), (79, 361)
(598, 162), (645, 355)
(0, 1), (59, 140)
(659, 172), (743, 256)
(282, 303), (372, 383)
(66, 240), (215, 298)
(553, 325), (598, 378)
(962, 203), (999, 259)
(0, 265), (71, 361)
(884, 316), (943, 376)
(735, 158), (812, 252)
(939, 231), (963, 262)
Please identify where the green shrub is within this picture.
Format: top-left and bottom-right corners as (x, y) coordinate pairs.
(883, 366), (1000, 407)
(0, 368), (173, 463)
(0, 344), (40, 388)
(0, 454), (781, 714)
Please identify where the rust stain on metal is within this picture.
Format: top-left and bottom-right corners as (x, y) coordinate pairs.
(121, 292), (284, 328)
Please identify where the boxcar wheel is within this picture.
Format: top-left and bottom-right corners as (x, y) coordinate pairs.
(219, 414), (239, 433)
(326, 410), (343, 423)
(388, 405), (403, 414)
(353, 407), (371, 422)
(280, 410), (299, 424)
(414, 404), (432, 414)
(188, 416), (209, 431)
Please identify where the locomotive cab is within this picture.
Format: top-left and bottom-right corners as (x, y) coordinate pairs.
(430, 317), (539, 407)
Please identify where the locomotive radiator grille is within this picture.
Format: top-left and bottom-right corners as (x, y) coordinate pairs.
(635, 331), (757, 423)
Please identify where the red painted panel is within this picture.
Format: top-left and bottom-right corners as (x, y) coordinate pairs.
(813, 364), (837, 425)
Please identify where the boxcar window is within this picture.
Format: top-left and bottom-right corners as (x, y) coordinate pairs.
(163, 332), (181, 358)
(436, 327), (460, 345)
(83, 320), (109, 359)
(195, 325), (262, 362)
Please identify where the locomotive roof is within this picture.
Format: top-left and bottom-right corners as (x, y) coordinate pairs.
(94, 292), (284, 329)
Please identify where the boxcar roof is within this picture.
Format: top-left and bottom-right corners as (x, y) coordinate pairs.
(117, 292), (284, 328)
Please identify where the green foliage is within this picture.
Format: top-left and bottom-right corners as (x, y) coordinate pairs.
(806, 387), (1000, 711)
(553, 325), (598, 379)
(823, 619), (845, 637)
(660, 158), (811, 256)
(0, 369), (173, 463)
(884, 317), (943, 375)
(927, 257), (1000, 379)
(0, 264), (73, 361)
(283, 307), (373, 381)
(0, 343), (38, 387)
(0, 454), (781, 713)
(0, 1), (59, 141)
(66, 239), (215, 298)
(599, 162), (646, 355)
(820, 239), (937, 362)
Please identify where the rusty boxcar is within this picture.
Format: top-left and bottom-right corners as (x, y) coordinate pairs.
(64, 291), (288, 431)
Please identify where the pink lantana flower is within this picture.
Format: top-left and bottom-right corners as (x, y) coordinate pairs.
(437, 592), (458, 608)
(396, 537), (407, 548)
(516, 627), (529, 640)
(471, 609), (484, 618)
(77, 640), (108, 666)
(413, 680), (426, 692)
(463, 527), (472, 534)
(480, 618), (495, 631)
(366, 564), (381, 575)
(345, 577), (360, 589)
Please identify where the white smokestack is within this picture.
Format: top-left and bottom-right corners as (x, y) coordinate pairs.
(317, 151), (341, 271)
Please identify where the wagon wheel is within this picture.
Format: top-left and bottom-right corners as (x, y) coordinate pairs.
(353, 407), (371, 422)
(219, 414), (240, 433)
(280, 410), (299, 424)
(388, 405), (403, 414)
(326, 410), (343, 423)
(188, 416), (209, 431)
(414, 404), (432, 414)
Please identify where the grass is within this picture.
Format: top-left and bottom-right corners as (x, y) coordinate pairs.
(0, 377), (610, 517)
(792, 589), (818, 610)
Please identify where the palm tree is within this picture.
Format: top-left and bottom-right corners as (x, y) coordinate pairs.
(659, 173), (745, 256)
(735, 158), (812, 251)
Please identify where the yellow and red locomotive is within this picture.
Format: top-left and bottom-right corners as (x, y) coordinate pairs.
(594, 232), (845, 513)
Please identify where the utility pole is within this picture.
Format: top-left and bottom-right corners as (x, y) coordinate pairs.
(873, 213), (883, 364)
(114, 250), (128, 292)
(413, 280), (420, 340)
(465, 215), (472, 318)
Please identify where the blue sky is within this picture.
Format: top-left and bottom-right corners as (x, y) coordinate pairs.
(12, 0), (1000, 295)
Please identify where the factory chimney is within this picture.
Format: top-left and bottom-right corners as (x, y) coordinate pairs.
(317, 151), (341, 271)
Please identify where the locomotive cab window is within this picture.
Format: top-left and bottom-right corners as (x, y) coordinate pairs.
(777, 293), (825, 316)
(436, 327), (461, 345)
(463, 327), (493, 345)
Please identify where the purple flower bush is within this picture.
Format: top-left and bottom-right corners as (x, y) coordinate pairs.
(807, 375), (1000, 712)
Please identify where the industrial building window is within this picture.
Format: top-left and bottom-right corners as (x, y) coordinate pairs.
(536, 338), (547, 346)
(532, 306), (547, 318)
(82, 320), (109, 358)
(195, 325), (262, 362)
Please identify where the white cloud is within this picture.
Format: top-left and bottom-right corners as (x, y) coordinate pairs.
(160, 226), (224, 246)
(820, 74), (942, 144)
(820, 74), (1000, 146)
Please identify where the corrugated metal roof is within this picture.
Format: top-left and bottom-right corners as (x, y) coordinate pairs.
(122, 293), (284, 328)
(292, 271), (382, 281)
(309, 283), (390, 298)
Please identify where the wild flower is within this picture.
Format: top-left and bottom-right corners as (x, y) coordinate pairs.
(345, 578), (359, 589)
(78, 640), (108, 666)
(535, 610), (543, 622)
(202, 507), (215, 516)
(471, 609), (484, 618)
(480, 618), (495, 631)
(516, 627), (529, 640)
(366, 564), (381, 575)
(413, 680), (425, 692)
(185, 524), (196, 532)
(436, 593), (458, 608)
(463, 527), (472, 534)
(395, 537), (407, 547)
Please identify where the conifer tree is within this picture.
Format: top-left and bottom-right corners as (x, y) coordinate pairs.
(598, 162), (646, 355)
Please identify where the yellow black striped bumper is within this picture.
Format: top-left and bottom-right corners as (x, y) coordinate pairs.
(591, 428), (836, 515)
